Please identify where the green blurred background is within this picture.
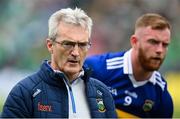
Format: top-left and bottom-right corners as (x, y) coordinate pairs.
(0, 0), (180, 117)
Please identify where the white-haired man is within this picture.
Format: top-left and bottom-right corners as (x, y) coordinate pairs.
(1, 8), (117, 118)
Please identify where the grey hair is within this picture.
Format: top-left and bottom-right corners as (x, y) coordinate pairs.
(48, 7), (93, 40)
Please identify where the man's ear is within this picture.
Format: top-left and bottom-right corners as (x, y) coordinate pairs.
(46, 38), (53, 54)
(130, 35), (138, 49)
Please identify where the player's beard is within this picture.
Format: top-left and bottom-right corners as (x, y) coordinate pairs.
(138, 46), (164, 71)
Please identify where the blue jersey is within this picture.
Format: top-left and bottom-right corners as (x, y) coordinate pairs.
(85, 49), (173, 118)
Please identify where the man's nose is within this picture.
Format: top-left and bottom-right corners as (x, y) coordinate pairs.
(156, 43), (164, 53)
(71, 44), (80, 56)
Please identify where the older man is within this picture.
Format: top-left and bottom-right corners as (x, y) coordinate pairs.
(1, 8), (117, 118)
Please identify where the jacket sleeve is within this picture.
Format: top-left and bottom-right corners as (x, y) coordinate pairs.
(1, 82), (33, 118)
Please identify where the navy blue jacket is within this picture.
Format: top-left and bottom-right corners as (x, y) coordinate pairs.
(1, 61), (117, 118)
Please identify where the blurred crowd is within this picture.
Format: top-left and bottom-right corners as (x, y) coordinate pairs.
(0, 0), (180, 72)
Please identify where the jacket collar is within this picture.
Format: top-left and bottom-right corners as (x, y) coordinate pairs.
(39, 60), (92, 86)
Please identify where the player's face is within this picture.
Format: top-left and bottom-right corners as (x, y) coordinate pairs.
(47, 22), (89, 80)
(137, 26), (171, 71)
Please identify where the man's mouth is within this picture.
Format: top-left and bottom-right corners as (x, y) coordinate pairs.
(153, 57), (161, 60)
(151, 57), (162, 63)
(152, 57), (162, 60)
(68, 59), (79, 63)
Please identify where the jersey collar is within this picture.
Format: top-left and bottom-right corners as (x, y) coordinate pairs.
(123, 49), (157, 87)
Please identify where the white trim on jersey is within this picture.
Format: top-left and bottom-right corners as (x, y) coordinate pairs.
(106, 57), (123, 70)
(105, 49), (166, 90)
(155, 72), (166, 91)
(123, 49), (165, 90)
(123, 49), (133, 74)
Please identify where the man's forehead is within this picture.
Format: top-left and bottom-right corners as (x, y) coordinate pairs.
(135, 26), (171, 36)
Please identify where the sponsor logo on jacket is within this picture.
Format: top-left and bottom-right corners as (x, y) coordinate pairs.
(38, 102), (52, 112)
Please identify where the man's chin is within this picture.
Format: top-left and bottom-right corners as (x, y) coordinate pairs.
(65, 68), (80, 74)
(145, 65), (160, 71)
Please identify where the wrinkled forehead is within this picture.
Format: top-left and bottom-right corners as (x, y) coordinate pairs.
(58, 22), (89, 41)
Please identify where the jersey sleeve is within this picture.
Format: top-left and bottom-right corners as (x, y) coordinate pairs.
(85, 54), (108, 82)
(157, 84), (174, 118)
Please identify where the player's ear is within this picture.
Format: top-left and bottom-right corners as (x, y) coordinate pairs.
(46, 38), (53, 54)
(130, 35), (138, 49)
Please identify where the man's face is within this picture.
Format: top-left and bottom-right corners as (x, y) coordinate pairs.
(47, 22), (89, 78)
(136, 26), (171, 71)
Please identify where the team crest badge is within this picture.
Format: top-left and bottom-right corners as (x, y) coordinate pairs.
(143, 99), (154, 112)
(96, 98), (106, 112)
